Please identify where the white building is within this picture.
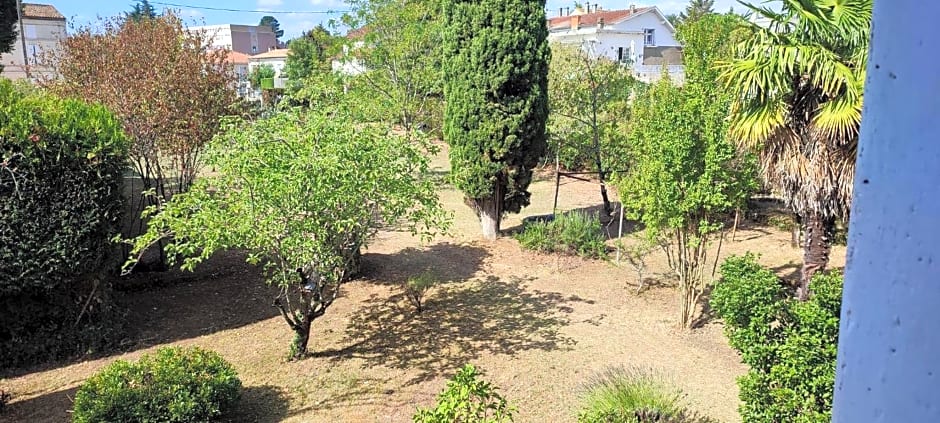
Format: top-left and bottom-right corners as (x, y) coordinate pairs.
(546, 4), (683, 83)
(0, 3), (66, 81)
(189, 24), (277, 56)
(331, 27), (367, 76)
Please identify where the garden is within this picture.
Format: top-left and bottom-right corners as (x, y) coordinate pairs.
(0, 0), (868, 422)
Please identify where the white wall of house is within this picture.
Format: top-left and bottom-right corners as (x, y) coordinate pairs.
(0, 17), (66, 80)
(546, 7), (682, 83)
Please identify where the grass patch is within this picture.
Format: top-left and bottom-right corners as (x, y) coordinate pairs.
(578, 367), (681, 421)
(516, 211), (607, 259)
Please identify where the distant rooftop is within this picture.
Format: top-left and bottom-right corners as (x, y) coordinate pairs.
(250, 48), (289, 60)
(547, 6), (653, 31)
(23, 3), (65, 20)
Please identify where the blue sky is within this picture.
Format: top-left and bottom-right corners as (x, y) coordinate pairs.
(55, 0), (744, 40)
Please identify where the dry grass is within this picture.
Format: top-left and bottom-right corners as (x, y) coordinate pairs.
(0, 144), (845, 422)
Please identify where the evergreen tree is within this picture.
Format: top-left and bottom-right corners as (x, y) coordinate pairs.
(442, 0), (550, 240)
(0, 0), (16, 72)
(259, 15), (284, 40)
(678, 0), (714, 23)
(127, 0), (158, 22)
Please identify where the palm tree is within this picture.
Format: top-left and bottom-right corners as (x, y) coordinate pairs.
(720, 0), (872, 300)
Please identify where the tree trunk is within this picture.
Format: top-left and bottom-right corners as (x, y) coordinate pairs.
(479, 194), (500, 241)
(799, 212), (835, 300)
(291, 319), (312, 359)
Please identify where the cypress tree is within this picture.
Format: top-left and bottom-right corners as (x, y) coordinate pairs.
(442, 0), (550, 240)
(0, 0), (17, 68)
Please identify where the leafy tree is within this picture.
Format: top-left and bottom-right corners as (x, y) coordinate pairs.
(343, 0), (444, 133)
(617, 14), (756, 328)
(127, 0), (158, 22)
(547, 43), (639, 216)
(126, 109), (449, 359)
(719, 0), (872, 299)
(678, 0), (715, 24)
(442, 0), (551, 240)
(0, 0), (17, 71)
(259, 15), (283, 40)
(284, 25), (338, 83)
(44, 13), (236, 267)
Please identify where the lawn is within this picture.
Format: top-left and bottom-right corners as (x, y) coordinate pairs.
(0, 145), (846, 423)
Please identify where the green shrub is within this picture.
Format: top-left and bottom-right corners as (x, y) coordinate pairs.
(0, 79), (128, 367)
(577, 367), (682, 422)
(711, 254), (842, 423)
(414, 364), (514, 423)
(516, 212), (607, 259)
(72, 346), (241, 423)
(405, 270), (437, 313)
(583, 408), (717, 423)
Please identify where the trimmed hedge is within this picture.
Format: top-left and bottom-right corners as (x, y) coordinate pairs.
(72, 346), (242, 422)
(0, 79), (128, 367)
(711, 254), (842, 423)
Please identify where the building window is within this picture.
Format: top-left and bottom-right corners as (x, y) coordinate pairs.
(644, 28), (655, 46)
(617, 47), (632, 64)
(252, 45), (257, 53)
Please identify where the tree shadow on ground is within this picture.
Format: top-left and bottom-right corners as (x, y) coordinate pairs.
(222, 385), (290, 423)
(1, 250), (282, 379)
(118, 250), (282, 349)
(316, 275), (585, 385)
(360, 242), (490, 287)
(2, 385), (78, 422)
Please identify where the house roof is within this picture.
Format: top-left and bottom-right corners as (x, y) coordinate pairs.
(642, 46), (683, 66)
(225, 50), (250, 65)
(23, 3), (66, 20)
(250, 48), (289, 60)
(547, 7), (652, 31)
(346, 26), (370, 39)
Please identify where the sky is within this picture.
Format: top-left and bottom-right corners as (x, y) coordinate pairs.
(54, 0), (744, 40)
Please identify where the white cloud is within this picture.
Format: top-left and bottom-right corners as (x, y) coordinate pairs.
(180, 9), (203, 18)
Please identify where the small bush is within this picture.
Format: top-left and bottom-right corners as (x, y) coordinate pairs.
(710, 254), (842, 423)
(414, 364), (514, 423)
(516, 211), (607, 259)
(583, 408), (718, 423)
(405, 270), (437, 313)
(577, 367), (681, 422)
(72, 346), (241, 423)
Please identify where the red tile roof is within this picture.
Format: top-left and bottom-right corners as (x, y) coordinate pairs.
(22, 3), (65, 20)
(224, 50), (250, 65)
(346, 26), (370, 39)
(547, 7), (652, 31)
(250, 48), (289, 60)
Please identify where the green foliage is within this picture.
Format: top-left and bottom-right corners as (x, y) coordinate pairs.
(125, 108), (449, 357)
(343, 0), (444, 132)
(547, 43), (638, 172)
(582, 408), (717, 423)
(711, 254), (843, 423)
(577, 367), (681, 422)
(405, 270), (437, 313)
(615, 14), (756, 327)
(126, 0), (158, 22)
(414, 364), (514, 423)
(442, 0), (550, 232)
(260, 15), (284, 39)
(0, 79), (128, 366)
(249, 64), (276, 89)
(516, 212), (607, 259)
(0, 0), (16, 60)
(72, 346), (241, 423)
(284, 25), (339, 84)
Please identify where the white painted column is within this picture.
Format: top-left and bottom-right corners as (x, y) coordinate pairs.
(832, 1), (940, 421)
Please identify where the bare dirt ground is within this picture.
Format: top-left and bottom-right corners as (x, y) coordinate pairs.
(1, 145), (846, 423)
